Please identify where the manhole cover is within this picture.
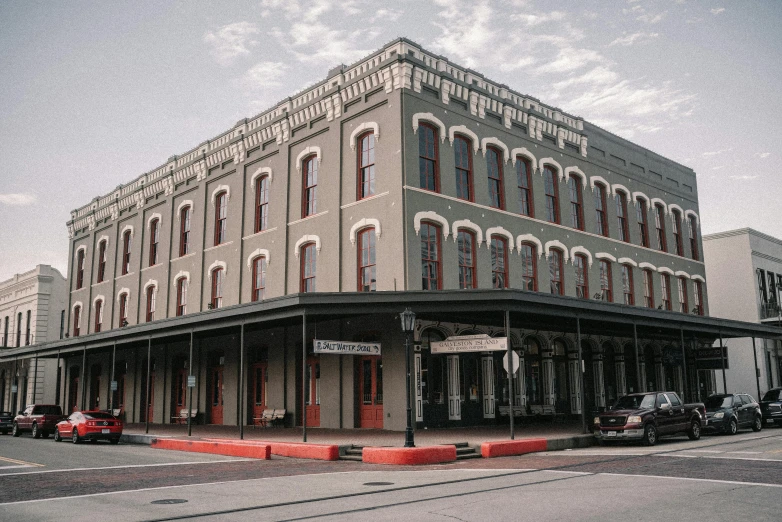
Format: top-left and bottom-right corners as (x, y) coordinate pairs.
(151, 499), (188, 505)
(363, 482), (394, 486)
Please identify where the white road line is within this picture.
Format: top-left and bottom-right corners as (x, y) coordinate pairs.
(653, 454), (697, 458)
(0, 465), (35, 470)
(728, 451), (762, 454)
(685, 449), (723, 453)
(598, 472), (782, 488)
(0, 458), (252, 477)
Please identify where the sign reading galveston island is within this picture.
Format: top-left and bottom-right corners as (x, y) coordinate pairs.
(430, 335), (508, 353)
(313, 339), (381, 356)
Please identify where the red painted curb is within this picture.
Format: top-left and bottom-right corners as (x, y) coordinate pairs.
(362, 445), (456, 465)
(480, 438), (548, 458)
(203, 438), (340, 461)
(151, 439), (271, 459)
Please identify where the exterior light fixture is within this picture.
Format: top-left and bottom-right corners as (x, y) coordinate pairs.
(400, 307), (416, 448)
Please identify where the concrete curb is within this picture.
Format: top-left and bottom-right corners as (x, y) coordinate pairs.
(151, 438), (271, 459)
(204, 438), (340, 461)
(363, 445), (457, 465)
(481, 438), (547, 458)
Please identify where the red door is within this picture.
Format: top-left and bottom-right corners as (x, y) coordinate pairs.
(173, 368), (188, 421)
(210, 366), (224, 424)
(90, 365), (102, 410)
(304, 357), (320, 427)
(68, 371), (79, 413)
(250, 363), (267, 423)
(359, 356), (383, 429)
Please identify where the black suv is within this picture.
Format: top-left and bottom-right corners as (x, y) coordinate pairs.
(760, 388), (782, 427)
(0, 411), (12, 435)
(703, 393), (762, 435)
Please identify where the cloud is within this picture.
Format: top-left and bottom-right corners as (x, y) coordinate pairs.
(754, 152), (771, 159)
(0, 193), (37, 206)
(538, 47), (606, 74)
(370, 8), (403, 23)
(204, 22), (259, 66)
(711, 8), (725, 15)
(511, 11), (566, 26)
(608, 32), (659, 47)
(240, 62), (289, 89)
(636, 11), (667, 24)
(729, 175), (757, 180)
(702, 148), (732, 157)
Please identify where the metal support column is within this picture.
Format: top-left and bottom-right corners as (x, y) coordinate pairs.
(633, 323), (641, 392)
(752, 337), (761, 401)
(239, 323), (245, 440)
(81, 346), (87, 410)
(187, 330), (194, 437)
(32, 355), (38, 404)
(55, 349), (61, 407)
(110, 342), (116, 412)
(719, 332), (727, 393)
(145, 337), (151, 434)
(679, 328), (688, 401)
(302, 312), (307, 442)
(576, 317), (586, 434)
(505, 309), (514, 440)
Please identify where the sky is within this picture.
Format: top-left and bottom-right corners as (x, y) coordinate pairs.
(1, 0), (780, 282)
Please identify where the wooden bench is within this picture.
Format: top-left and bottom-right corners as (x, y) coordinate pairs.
(498, 405), (527, 417)
(253, 409), (275, 428)
(172, 408), (198, 425)
(271, 409), (286, 427)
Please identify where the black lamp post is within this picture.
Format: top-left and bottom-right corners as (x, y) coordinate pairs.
(401, 307), (416, 448)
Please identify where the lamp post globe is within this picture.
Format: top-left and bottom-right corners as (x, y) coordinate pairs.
(401, 308), (416, 447)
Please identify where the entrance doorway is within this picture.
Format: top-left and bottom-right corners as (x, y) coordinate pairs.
(68, 366), (80, 412)
(250, 362), (267, 423)
(209, 364), (224, 425)
(140, 359), (155, 423)
(89, 364), (101, 410)
(304, 357), (320, 427)
(171, 358), (188, 422)
(358, 356), (383, 428)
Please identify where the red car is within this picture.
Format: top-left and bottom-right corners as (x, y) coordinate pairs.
(54, 411), (123, 444)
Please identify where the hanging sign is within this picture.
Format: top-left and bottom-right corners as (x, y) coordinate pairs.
(110, 381), (118, 391)
(313, 339), (381, 355)
(431, 335), (507, 353)
(695, 346), (729, 370)
(187, 375), (196, 388)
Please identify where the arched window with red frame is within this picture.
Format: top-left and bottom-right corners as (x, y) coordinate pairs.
(568, 175), (584, 230)
(486, 147), (504, 209)
(121, 230), (132, 275)
(622, 264), (635, 305)
(300, 243), (316, 292)
(693, 280), (704, 315)
(594, 183), (608, 237)
(420, 222), (441, 290)
(76, 248), (85, 289)
(418, 123), (439, 192)
(453, 135), (473, 201)
(252, 256), (266, 301)
(688, 215), (699, 261)
(543, 166), (560, 224)
(661, 273), (672, 310)
(616, 191), (630, 243)
(176, 277), (187, 316)
(149, 218), (159, 266)
(357, 228), (376, 292)
(654, 204), (667, 252)
(118, 293), (128, 326)
(457, 230), (476, 289)
(678, 277), (688, 314)
(600, 260), (613, 302)
(97, 240), (107, 283)
(636, 198), (650, 248)
(214, 191), (227, 246)
(146, 285), (156, 322)
(94, 300), (103, 333)
(643, 269), (654, 308)
(73, 306), (81, 337)
(255, 176), (269, 233)
(521, 242), (537, 291)
(516, 157), (533, 217)
(549, 249), (564, 295)
(672, 209), (684, 256)
(490, 236), (508, 289)
(210, 268), (223, 309)
(574, 254), (589, 298)
(357, 132), (376, 200)
(302, 155), (318, 218)
(179, 205), (191, 257)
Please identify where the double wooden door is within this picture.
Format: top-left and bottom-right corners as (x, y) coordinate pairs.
(359, 356), (383, 429)
(304, 357), (320, 427)
(210, 366), (224, 425)
(250, 362), (267, 422)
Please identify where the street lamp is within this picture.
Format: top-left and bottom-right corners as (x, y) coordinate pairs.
(400, 307), (416, 448)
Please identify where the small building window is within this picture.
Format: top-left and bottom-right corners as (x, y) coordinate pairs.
(616, 191), (630, 243)
(25, 310), (31, 345)
(654, 204), (667, 252)
(176, 278), (188, 316)
(358, 228), (376, 292)
(549, 249), (564, 295)
(149, 218), (159, 266)
(122, 230), (132, 275)
(636, 198), (650, 248)
(678, 277), (688, 314)
(574, 254), (589, 298)
(252, 256), (267, 301)
(146, 286), (156, 322)
(300, 243), (316, 292)
(73, 306), (81, 337)
(358, 132), (376, 200)
(94, 300), (103, 333)
(97, 240), (107, 283)
(16, 312), (21, 346)
(214, 191), (227, 246)
(119, 293), (128, 326)
(453, 135), (473, 201)
(76, 249), (85, 289)
(491, 236), (508, 289)
(672, 209), (684, 256)
(180, 205), (191, 257)
(568, 175), (584, 230)
(622, 264), (634, 305)
(643, 269), (654, 308)
(302, 155), (318, 218)
(418, 123), (439, 192)
(521, 243), (537, 291)
(694, 280), (704, 315)
(516, 157), (533, 217)
(543, 166), (560, 224)
(486, 147), (504, 209)
(420, 222), (441, 290)
(211, 268), (223, 309)
(457, 230), (477, 289)
(661, 273), (672, 310)
(255, 176), (269, 232)
(600, 260), (613, 302)
(689, 215), (699, 261)
(594, 183), (608, 237)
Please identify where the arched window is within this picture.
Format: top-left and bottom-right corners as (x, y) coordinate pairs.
(616, 191), (630, 243)
(457, 230), (476, 289)
(490, 236), (508, 289)
(300, 243), (316, 292)
(486, 147), (504, 209)
(214, 191), (227, 245)
(516, 157), (533, 217)
(179, 205), (191, 256)
(678, 277), (688, 314)
(16, 312), (21, 346)
(302, 155), (318, 218)
(252, 257), (266, 301)
(453, 135), (473, 201)
(149, 218), (159, 266)
(76, 248), (85, 289)
(25, 310), (31, 345)
(688, 215), (699, 261)
(549, 249), (564, 295)
(176, 277), (188, 316)
(543, 166), (559, 224)
(358, 132), (376, 200)
(97, 240), (107, 283)
(357, 228), (376, 292)
(73, 306), (81, 337)
(568, 175), (584, 230)
(600, 260), (613, 302)
(642, 269), (654, 308)
(594, 183), (608, 237)
(418, 123), (439, 192)
(420, 222), (441, 290)
(574, 253), (588, 298)
(121, 230), (132, 275)
(693, 280), (704, 315)
(636, 198), (650, 248)
(210, 268), (223, 309)
(119, 293), (128, 326)
(622, 264), (634, 305)
(524, 336), (543, 406)
(654, 204), (667, 252)
(660, 273), (671, 310)
(521, 242), (537, 291)
(255, 176), (269, 233)
(94, 300), (103, 333)
(672, 209), (684, 256)
(146, 285), (156, 322)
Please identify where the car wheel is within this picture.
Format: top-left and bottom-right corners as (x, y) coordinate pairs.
(687, 420), (701, 440)
(110, 438), (120, 445)
(12, 423), (20, 437)
(72, 427), (80, 444)
(642, 424), (657, 446)
(54, 428), (61, 442)
(41, 431), (49, 439)
(728, 418), (738, 435)
(31, 423), (40, 439)
(752, 416), (762, 432)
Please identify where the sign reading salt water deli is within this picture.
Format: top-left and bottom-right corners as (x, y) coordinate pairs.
(430, 335), (508, 353)
(313, 339), (381, 355)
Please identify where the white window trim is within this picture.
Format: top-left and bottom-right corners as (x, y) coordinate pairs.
(618, 257), (638, 267)
(93, 295), (105, 307)
(177, 200), (194, 219)
(147, 213), (162, 231)
(544, 239), (570, 263)
(510, 147), (537, 171)
(294, 235), (322, 258)
(611, 184), (631, 198)
(349, 122), (380, 151)
(589, 175), (610, 191)
(480, 137), (510, 164)
(517, 234), (543, 257)
(413, 211), (449, 239)
(172, 271), (190, 286)
(650, 198), (668, 214)
(685, 209), (700, 225)
(570, 246), (593, 267)
(247, 249), (271, 270)
(565, 167), (587, 189)
(692, 274), (705, 283)
(412, 113), (447, 142)
(595, 252), (617, 263)
(72, 301), (83, 326)
(211, 185), (230, 207)
(452, 219), (483, 246)
(143, 279), (158, 293)
(75, 245), (87, 256)
(448, 125), (480, 152)
(486, 226), (514, 253)
(658, 266), (675, 275)
(117, 288), (130, 303)
(349, 218), (381, 246)
(632, 191), (650, 206)
(98, 235), (110, 248)
(249, 167), (273, 190)
(639, 262), (657, 271)
(540, 157), (564, 179)
(207, 260), (227, 277)
(674, 270), (691, 279)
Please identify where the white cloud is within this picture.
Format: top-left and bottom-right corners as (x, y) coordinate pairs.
(729, 175), (757, 180)
(370, 8), (403, 23)
(204, 22), (259, 66)
(711, 8), (725, 15)
(702, 148), (732, 157)
(511, 11), (566, 26)
(0, 193), (37, 206)
(754, 152), (771, 159)
(636, 11), (667, 24)
(241, 62), (289, 89)
(608, 32), (659, 47)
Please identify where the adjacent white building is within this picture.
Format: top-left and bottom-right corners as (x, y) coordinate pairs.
(703, 229), (782, 399)
(0, 265), (68, 412)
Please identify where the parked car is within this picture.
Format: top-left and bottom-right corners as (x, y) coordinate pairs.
(760, 387), (782, 427)
(0, 411), (13, 435)
(54, 411), (123, 444)
(703, 393), (762, 435)
(594, 391), (705, 446)
(12, 404), (66, 438)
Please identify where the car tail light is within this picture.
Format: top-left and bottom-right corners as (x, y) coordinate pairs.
(87, 421), (96, 427)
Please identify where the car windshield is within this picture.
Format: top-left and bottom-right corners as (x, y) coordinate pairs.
(705, 396), (732, 409)
(762, 389), (780, 402)
(83, 412), (115, 420)
(614, 395), (655, 410)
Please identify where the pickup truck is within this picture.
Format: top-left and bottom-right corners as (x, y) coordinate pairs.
(12, 404), (66, 439)
(594, 392), (706, 446)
